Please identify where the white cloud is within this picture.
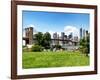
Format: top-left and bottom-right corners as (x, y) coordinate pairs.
(23, 24), (38, 37)
(48, 25), (80, 39)
(64, 26), (79, 37)
(28, 24), (38, 34)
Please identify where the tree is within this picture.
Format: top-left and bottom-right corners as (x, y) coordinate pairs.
(79, 35), (90, 56)
(43, 32), (51, 49)
(34, 32), (51, 49)
(85, 35), (90, 54)
(34, 32), (43, 45)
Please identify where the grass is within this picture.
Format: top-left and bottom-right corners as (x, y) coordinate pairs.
(22, 51), (89, 69)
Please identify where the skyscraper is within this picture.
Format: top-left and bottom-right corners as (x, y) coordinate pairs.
(74, 36), (78, 41)
(83, 29), (85, 38)
(86, 30), (88, 38)
(61, 32), (65, 45)
(53, 32), (58, 45)
(61, 32), (65, 40)
(53, 32), (57, 39)
(64, 35), (67, 40)
(68, 32), (73, 40)
(80, 28), (82, 39)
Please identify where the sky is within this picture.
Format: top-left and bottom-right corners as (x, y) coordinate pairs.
(22, 10), (90, 38)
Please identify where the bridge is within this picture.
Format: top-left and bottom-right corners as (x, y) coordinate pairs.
(23, 37), (79, 46)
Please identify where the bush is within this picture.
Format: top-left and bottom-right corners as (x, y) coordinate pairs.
(23, 46), (29, 52)
(23, 45), (26, 48)
(79, 46), (89, 56)
(55, 45), (62, 49)
(31, 45), (43, 52)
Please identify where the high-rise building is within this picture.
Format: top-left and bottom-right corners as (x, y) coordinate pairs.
(61, 32), (65, 45)
(86, 30), (88, 36)
(53, 32), (57, 39)
(86, 30), (89, 38)
(68, 32), (73, 39)
(61, 32), (65, 39)
(83, 29), (85, 38)
(80, 28), (82, 39)
(73, 36), (78, 46)
(85, 30), (90, 41)
(64, 35), (67, 40)
(74, 36), (78, 41)
(53, 32), (58, 45)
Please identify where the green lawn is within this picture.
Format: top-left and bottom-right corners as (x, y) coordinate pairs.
(22, 51), (89, 69)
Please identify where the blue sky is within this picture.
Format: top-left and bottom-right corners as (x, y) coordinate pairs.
(22, 10), (90, 37)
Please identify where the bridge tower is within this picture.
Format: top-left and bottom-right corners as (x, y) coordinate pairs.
(25, 27), (33, 45)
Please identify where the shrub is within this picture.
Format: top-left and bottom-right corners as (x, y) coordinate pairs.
(23, 45), (26, 48)
(55, 45), (62, 49)
(31, 45), (43, 52)
(79, 46), (89, 56)
(23, 46), (29, 52)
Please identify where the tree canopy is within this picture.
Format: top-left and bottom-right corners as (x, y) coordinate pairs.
(34, 32), (51, 49)
(34, 32), (43, 45)
(79, 35), (90, 55)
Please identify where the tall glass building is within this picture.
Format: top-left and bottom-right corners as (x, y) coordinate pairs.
(80, 28), (82, 39)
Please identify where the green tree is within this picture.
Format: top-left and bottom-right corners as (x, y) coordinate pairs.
(34, 32), (51, 49)
(34, 32), (43, 45)
(43, 32), (51, 49)
(79, 35), (90, 56)
(85, 35), (90, 54)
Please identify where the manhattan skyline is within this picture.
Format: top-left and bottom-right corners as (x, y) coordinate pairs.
(22, 11), (90, 37)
